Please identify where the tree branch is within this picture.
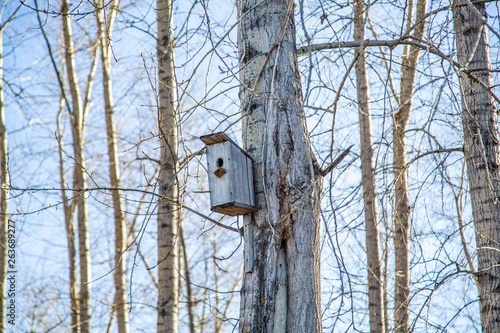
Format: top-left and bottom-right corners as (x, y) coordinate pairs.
(298, 37), (500, 104)
(321, 145), (354, 177)
(10, 186), (240, 234)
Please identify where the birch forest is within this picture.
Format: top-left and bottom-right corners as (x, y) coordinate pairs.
(1, 0), (499, 332)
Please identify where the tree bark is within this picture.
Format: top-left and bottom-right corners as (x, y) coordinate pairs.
(453, 2), (500, 332)
(61, 1), (92, 331)
(57, 109), (80, 333)
(393, 1), (427, 332)
(157, 0), (179, 332)
(353, 1), (385, 332)
(95, 2), (129, 333)
(0, 27), (8, 333)
(179, 227), (195, 333)
(238, 1), (322, 332)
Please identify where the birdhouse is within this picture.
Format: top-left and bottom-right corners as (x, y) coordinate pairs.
(200, 132), (256, 216)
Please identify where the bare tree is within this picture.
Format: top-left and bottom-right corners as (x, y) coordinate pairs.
(179, 226), (195, 333)
(36, 2), (83, 330)
(393, 1), (428, 331)
(453, 1), (500, 332)
(95, 1), (129, 332)
(157, 0), (180, 332)
(353, 1), (385, 332)
(0, 5), (23, 330)
(9, 0), (500, 331)
(237, 0), (325, 331)
(57, 109), (80, 333)
(61, 0), (92, 330)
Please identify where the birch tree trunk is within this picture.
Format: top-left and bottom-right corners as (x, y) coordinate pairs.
(453, 2), (500, 332)
(157, 0), (179, 332)
(353, 2), (384, 332)
(393, 1), (427, 331)
(61, 1), (92, 331)
(95, 2), (129, 332)
(238, 1), (322, 331)
(0, 28), (8, 333)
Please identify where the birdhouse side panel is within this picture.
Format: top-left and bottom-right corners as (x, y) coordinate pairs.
(229, 143), (255, 207)
(206, 142), (232, 208)
(246, 156), (255, 207)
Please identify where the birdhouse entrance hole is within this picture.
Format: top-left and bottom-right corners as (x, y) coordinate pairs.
(217, 158), (223, 168)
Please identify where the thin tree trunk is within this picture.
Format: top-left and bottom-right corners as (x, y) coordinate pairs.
(200, 258), (209, 333)
(57, 109), (80, 333)
(393, 1), (427, 331)
(61, 1), (91, 331)
(157, 0), (179, 332)
(382, 223), (389, 333)
(452, 2), (500, 332)
(213, 239), (220, 333)
(179, 226), (195, 333)
(353, 1), (384, 332)
(0, 28), (8, 333)
(238, 1), (322, 331)
(95, 3), (129, 333)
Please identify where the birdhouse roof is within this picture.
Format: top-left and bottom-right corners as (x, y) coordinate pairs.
(200, 132), (254, 161)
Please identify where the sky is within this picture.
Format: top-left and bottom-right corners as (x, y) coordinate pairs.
(2, 0), (500, 331)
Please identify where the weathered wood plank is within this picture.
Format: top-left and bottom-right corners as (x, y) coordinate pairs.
(243, 213), (254, 273)
(203, 134), (256, 216)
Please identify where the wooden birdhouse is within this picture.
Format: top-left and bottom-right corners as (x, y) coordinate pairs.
(200, 132), (256, 216)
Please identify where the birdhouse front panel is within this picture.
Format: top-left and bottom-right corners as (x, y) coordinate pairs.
(206, 141), (233, 207)
(201, 133), (256, 216)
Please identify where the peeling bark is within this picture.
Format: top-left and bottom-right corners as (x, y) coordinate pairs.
(238, 1), (322, 332)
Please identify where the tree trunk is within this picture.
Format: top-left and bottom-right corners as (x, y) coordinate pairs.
(393, 1), (427, 331)
(0, 28), (8, 333)
(157, 0), (179, 332)
(95, 2), (129, 332)
(353, 1), (385, 332)
(453, 2), (500, 332)
(179, 227), (195, 333)
(212, 239), (220, 333)
(238, 1), (322, 332)
(57, 109), (80, 333)
(61, 1), (92, 331)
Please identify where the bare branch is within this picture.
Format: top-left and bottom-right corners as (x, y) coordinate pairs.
(321, 145), (354, 177)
